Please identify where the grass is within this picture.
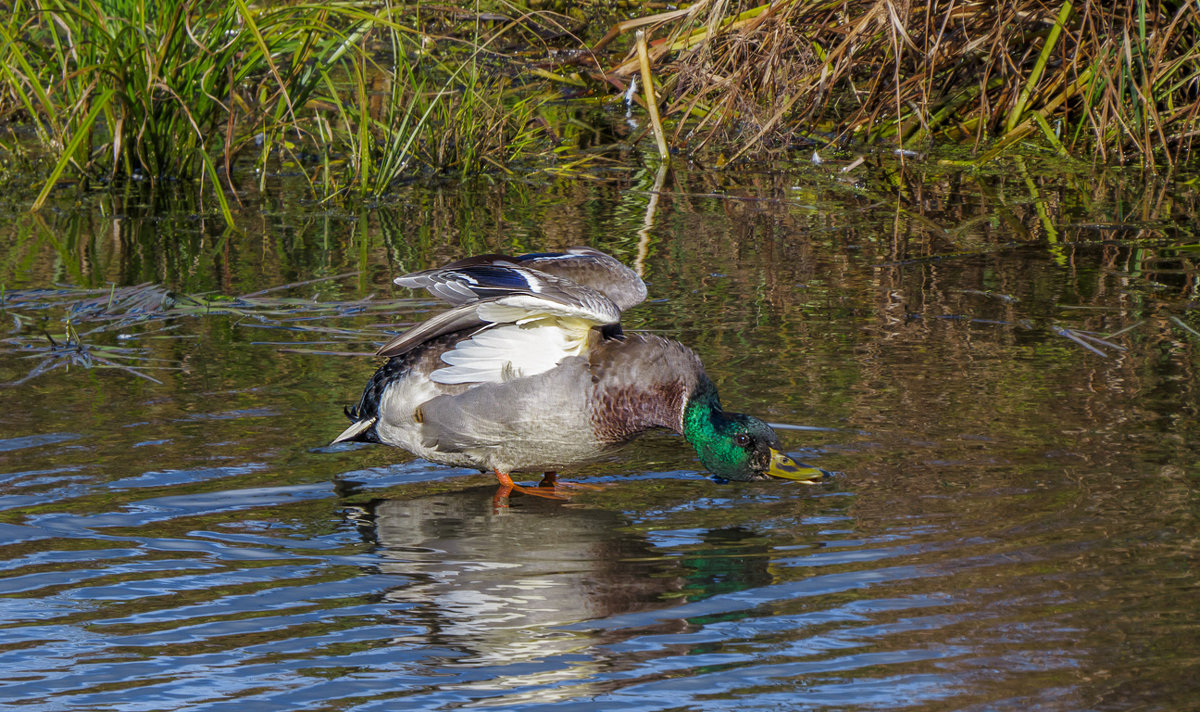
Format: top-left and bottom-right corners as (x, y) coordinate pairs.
(600, 0), (1200, 168)
(314, 10), (576, 200)
(0, 0), (373, 210)
(0, 0), (586, 212)
(1, 0), (1197, 216)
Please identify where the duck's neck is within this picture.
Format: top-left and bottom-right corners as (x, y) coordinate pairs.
(681, 378), (725, 447)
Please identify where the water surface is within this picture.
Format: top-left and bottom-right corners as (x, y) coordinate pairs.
(1, 158), (1198, 711)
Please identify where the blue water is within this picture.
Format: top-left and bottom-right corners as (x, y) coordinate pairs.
(1, 165), (1198, 711)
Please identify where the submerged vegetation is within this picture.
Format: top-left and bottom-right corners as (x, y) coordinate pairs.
(0, 278), (412, 385)
(3, 159), (1197, 385)
(6, 278), (1188, 386)
(0, 0), (1197, 213)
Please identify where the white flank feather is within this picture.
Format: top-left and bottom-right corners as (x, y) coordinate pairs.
(431, 320), (592, 385)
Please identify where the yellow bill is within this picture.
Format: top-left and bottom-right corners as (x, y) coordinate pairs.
(767, 449), (827, 483)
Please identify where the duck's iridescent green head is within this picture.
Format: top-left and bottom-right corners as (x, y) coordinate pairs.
(682, 384), (824, 483)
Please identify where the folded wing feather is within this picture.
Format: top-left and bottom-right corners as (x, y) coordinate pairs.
(377, 252), (636, 384)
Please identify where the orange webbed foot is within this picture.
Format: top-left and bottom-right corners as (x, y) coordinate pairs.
(537, 471), (604, 492)
(493, 470), (570, 506)
(491, 470), (606, 509)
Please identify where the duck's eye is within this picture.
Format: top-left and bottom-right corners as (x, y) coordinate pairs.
(734, 433), (751, 447)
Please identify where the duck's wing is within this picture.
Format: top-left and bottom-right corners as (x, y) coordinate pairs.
(374, 304), (491, 359)
(512, 247), (647, 312)
(394, 262), (620, 321)
(399, 247), (647, 312)
(377, 262), (620, 361)
(393, 255), (517, 306)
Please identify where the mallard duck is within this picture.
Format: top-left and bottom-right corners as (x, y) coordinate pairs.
(332, 247), (823, 498)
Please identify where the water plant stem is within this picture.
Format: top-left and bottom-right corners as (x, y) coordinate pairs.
(636, 30), (671, 162)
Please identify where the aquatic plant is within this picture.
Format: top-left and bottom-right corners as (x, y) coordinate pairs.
(315, 13), (573, 199)
(0, 0), (592, 208)
(0, 0), (375, 212)
(0, 279), (413, 385)
(601, 0), (1200, 167)
(4, 0), (1196, 216)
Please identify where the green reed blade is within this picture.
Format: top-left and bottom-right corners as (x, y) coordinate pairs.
(32, 89), (114, 211)
(1006, 0), (1074, 134)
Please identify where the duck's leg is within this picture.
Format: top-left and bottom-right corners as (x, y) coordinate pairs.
(493, 469), (568, 501)
(539, 470), (603, 491)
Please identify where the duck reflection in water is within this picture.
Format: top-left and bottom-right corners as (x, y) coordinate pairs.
(362, 486), (776, 668)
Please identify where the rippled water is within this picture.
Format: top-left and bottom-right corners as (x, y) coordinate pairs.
(1, 160), (1198, 711)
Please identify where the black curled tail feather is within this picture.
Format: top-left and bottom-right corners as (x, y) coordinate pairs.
(343, 403), (369, 423)
(599, 322), (625, 341)
(340, 354), (413, 443)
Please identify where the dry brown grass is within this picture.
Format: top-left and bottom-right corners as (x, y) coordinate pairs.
(596, 0), (1200, 167)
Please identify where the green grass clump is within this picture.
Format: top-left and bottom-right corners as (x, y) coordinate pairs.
(0, 0), (371, 210)
(314, 16), (573, 200)
(0, 0), (582, 210)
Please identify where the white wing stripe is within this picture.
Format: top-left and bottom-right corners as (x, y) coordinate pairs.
(477, 295), (619, 325)
(430, 322), (591, 385)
